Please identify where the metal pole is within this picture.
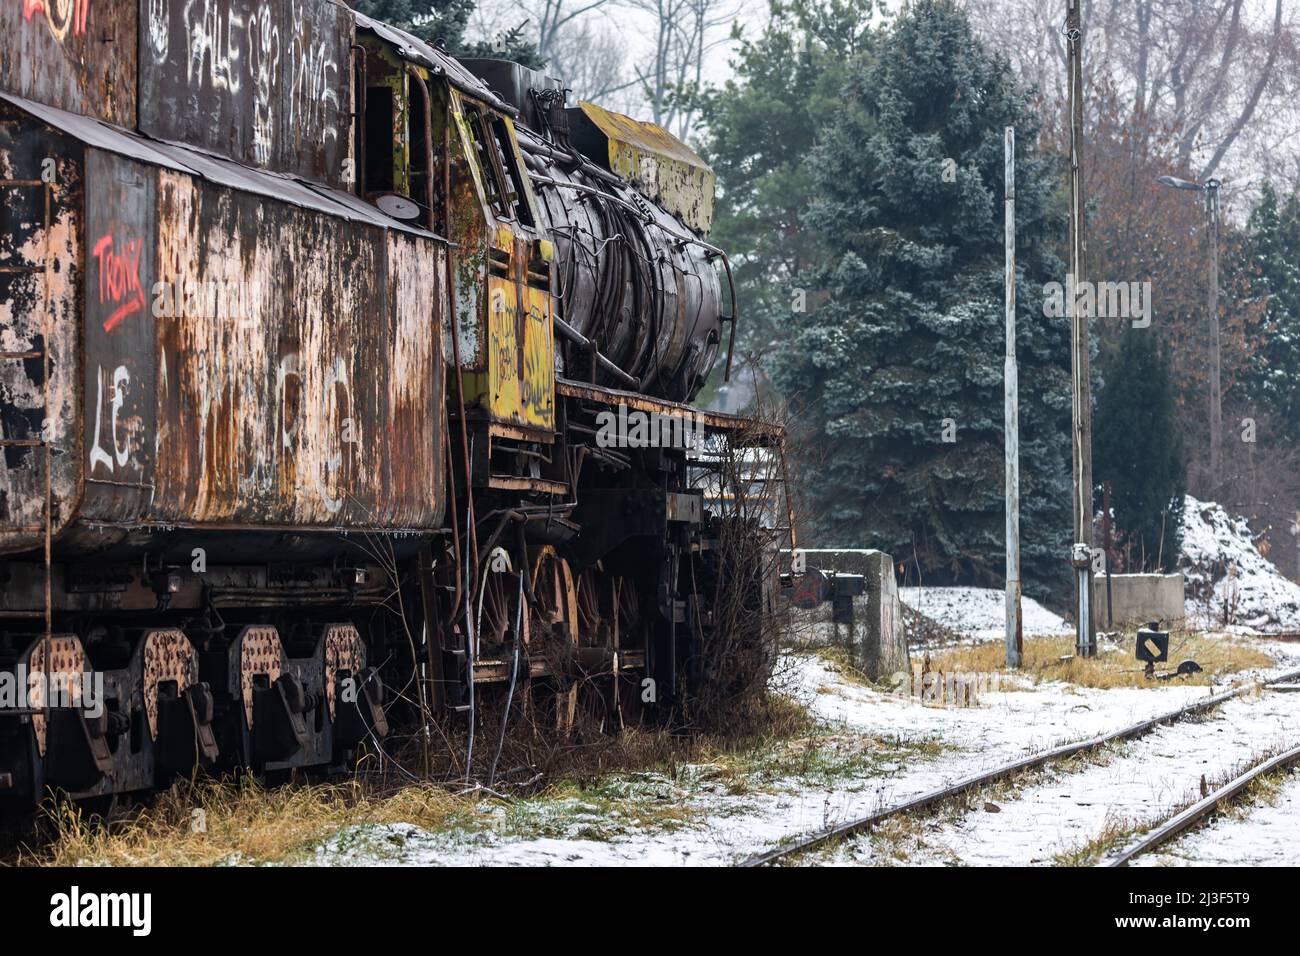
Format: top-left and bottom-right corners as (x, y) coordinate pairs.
(1067, 0), (1095, 656)
(1103, 480), (1113, 629)
(1004, 126), (1022, 668)
(1206, 181), (1221, 491)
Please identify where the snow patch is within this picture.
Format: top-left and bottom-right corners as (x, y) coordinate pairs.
(1178, 495), (1300, 633)
(899, 586), (1072, 641)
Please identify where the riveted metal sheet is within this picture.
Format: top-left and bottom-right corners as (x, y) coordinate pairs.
(138, 0), (352, 186)
(0, 0), (137, 126)
(95, 164), (448, 531)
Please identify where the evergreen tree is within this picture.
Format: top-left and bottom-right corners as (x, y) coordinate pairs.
(1093, 332), (1186, 570)
(773, 0), (1073, 593)
(697, 1), (881, 388)
(349, 0), (542, 67)
(1241, 182), (1300, 445)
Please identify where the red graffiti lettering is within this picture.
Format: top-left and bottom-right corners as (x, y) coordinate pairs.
(92, 234), (145, 333)
(23, 0), (91, 40)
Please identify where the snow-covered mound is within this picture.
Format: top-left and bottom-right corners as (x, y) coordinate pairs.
(899, 586), (1071, 641)
(1178, 495), (1300, 632)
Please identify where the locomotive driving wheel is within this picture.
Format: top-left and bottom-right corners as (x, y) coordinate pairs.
(573, 563), (651, 730)
(527, 546), (580, 733)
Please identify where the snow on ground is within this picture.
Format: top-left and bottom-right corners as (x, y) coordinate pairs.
(302, 645), (1298, 867)
(1131, 769), (1300, 867)
(836, 689), (1300, 866)
(899, 586), (1072, 641)
(1179, 495), (1300, 633)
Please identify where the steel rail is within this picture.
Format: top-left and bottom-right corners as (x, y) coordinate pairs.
(740, 667), (1300, 867)
(1102, 742), (1300, 867)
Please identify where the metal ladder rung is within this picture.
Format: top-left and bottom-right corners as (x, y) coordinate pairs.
(0, 350), (43, 360)
(0, 265), (43, 274)
(0, 438), (44, 447)
(0, 525), (46, 533)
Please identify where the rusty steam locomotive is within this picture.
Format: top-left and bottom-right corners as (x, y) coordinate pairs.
(0, 0), (787, 803)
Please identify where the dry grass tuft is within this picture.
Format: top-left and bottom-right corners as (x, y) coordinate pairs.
(12, 687), (818, 867)
(931, 632), (1271, 689)
(17, 776), (476, 867)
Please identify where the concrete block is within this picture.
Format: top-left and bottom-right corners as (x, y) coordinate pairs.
(785, 549), (910, 679)
(1092, 573), (1185, 628)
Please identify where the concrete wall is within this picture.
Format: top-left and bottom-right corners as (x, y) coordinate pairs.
(785, 549), (910, 680)
(1091, 573), (1185, 628)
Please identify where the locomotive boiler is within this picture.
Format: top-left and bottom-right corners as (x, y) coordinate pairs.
(0, 0), (787, 805)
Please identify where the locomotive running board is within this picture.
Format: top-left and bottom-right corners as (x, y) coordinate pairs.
(556, 379), (783, 441)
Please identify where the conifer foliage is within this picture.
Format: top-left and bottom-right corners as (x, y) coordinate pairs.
(773, 0), (1072, 592)
(1093, 333), (1186, 571)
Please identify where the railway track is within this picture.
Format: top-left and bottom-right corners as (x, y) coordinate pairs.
(740, 667), (1300, 867)
(1101, 743), (1300, 866)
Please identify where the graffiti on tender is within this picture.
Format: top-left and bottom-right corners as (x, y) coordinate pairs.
(154, 0), (340, 173)
(88, 363), (131, 474)
(247, 10), (280, 166)
(146, 0), (169, 59)
(287, 0), (339, 148)
(21, 0), (90, 41)
(92, 233), (145, 332)
(183, 0), (243, 94)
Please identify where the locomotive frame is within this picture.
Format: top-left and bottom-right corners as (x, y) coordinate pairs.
(0, 0), (791, 804)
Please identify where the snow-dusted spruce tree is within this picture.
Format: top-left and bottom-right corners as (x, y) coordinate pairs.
(1242, 183), (1300, 446)
(1093, 331), (1185, 572)
(774, 0), (1072, 595)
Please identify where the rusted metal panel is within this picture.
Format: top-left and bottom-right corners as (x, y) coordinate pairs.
(568, 102), (716, 235)
(139, 0), (352, 186)
(1, 92), (447, 555)
(0, 104), (83, 553)
(0, 0), (137, 126)
(351, 10), (513, 116)
(85, 163), (447, 531)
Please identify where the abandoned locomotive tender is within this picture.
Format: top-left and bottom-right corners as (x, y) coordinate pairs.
(0, 0), (786, 801)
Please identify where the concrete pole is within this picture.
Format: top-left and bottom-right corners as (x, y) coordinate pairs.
(1207, 181), (1222, 491)
(1004, 126), (1023, 668)
(1067, 0), (1096, 657)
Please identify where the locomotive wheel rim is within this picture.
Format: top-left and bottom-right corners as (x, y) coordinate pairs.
(478, 563), (522, 657)
(575, 563), (606, 648)
(613, 576), (649, 728)
(527, 546), (579, 651)
(529, 546), (579, 732)
(571, 566), (650, 730)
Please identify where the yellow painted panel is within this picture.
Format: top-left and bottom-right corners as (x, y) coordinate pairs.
(521, 282), (555, 429)
(487, 274), (521, 422)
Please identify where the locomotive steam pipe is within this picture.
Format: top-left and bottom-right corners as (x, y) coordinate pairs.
(552, 315), (640, 389)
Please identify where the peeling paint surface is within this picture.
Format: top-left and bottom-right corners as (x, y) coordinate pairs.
(0, 109), (82, 551)
(0, 0), (137, 126)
